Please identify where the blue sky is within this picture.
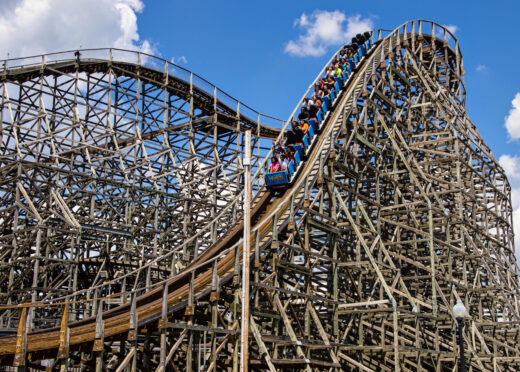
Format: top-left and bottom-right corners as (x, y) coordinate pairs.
(134, 1), (520, 157)
(1, 0), (520, 241)
(137, 0), (520, 240)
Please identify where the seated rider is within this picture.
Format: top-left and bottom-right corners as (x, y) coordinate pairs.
(286, 120), (304, 145)
(318, 77), (327, 90)
(298, 107), (309, 122)
(279, 153), (289, 171)
(302, 97), (314, 111)
(346, 47), (355, 59)
(326, 65), (335, 78)
(339, 50), (347, 63)
(315, 98), (323, 112)
(270, 156), (280, 172)
(313, 85), (324, 101)
(308, 101), (318, 119)
(286, 145), (296, 162)
(327, 76), (336, 91)
(299, 119), (309, 135)
(334, 63), (343, 77)
(313, 88), (325, 100)
(322, 84), (330, 97)
(273, 143), (287, 161)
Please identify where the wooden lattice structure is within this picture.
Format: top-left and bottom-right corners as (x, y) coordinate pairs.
(0, 20), (519, 371)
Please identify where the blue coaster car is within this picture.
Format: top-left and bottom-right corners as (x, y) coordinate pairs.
(308, 119), (318, 132)
(322, 96), (331, 109)
(303, 134), (310, 149)
(330, 89), (335, 102)
(293, 144), (304, 158)
(317, 110), (323, 123)
(293, 147), (301, 164)
(308, 122), (315, 138)
(265, 171), (289, 187)
(346, 60), (353, 73)
(288, 160), (295, 176)
(335, 77), (342, 92)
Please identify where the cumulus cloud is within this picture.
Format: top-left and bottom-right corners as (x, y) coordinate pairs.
(443, 24), (458, 34)
(0, 0), (152, 59)
(499, 155), (520, 251)
(285, 10), (373, 57)
(505, 93), (520, 140)
(171, 56), (188, 65)
(500, 155), (520, 179)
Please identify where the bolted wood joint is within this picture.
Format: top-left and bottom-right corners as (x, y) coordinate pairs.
(127, 329), (137, 342)
(158, 318), (168, 331)
(93, 339), (104, 352)
(210, 291), (220, 303)
(57, 347), (69, 360)
(184, 305), (195, 317)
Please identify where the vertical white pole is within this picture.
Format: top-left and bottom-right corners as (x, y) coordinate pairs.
(240, 130), (252, 372)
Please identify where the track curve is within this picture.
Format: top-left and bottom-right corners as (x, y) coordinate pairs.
(2, 53), (281, 139)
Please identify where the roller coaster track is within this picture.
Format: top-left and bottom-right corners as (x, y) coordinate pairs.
(1, 20), (520, 371)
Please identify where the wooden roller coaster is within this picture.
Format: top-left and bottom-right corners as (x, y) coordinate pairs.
(0, 20), (519, 371)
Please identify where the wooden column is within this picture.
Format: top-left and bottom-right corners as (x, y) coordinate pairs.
(240, 130), (252, 372)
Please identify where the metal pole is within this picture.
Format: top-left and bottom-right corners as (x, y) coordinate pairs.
(240, 130), (252, 372)
(458, 319), (465, 372)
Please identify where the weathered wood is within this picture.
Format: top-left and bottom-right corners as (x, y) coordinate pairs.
(0, 21), (518, 372)
(241, 130), (252, 372)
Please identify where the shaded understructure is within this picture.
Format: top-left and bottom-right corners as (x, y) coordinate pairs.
(0, 20), (519, 371)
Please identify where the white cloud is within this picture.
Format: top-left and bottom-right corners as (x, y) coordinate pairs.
(171, 56), (188, 65)
(476, 64), (487, 72)
(505, 93), (520, 140)
(499, 155), (520, 253)
(285, 10), (373, 57)
(443, 24), (458, 34)
(500, 155), (520, 181)
(0, 0), (152, 59)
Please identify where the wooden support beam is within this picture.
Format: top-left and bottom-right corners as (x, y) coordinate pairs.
(13, 307), (28, 368)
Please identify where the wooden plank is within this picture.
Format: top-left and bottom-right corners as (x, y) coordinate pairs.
(250, 319), (276, 372)
(355, 133), (382, 155)
(166, 322), (238, 335)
